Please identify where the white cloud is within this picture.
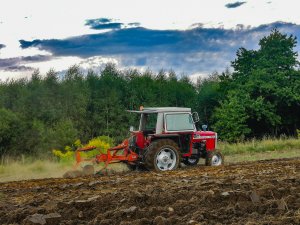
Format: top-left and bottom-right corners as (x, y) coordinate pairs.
(26, 56), (82, 74)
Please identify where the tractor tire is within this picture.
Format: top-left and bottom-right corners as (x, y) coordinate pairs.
(205, 151), (224, 166)
(144, 139), (180, 172)
(183, 157), (200, 166)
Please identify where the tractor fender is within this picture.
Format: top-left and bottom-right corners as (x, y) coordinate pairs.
(150, 134), (181, 148)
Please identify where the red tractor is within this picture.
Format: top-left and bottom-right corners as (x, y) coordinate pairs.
(75, 107), (224, 172)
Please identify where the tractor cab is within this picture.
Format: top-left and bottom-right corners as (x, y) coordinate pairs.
(131, 107), (196, 134)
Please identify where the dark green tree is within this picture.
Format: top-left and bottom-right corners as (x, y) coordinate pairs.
(215, 29), (300, 140)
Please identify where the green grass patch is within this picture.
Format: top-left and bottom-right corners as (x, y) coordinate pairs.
(0, 165), (5, 175)
(0, 156), (73, 182)
(219, 137), (300, 155)
(28, 160), (47, 173)
(224, 149), (300, 163)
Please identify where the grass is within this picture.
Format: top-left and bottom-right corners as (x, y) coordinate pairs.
(0, 137), (299, 183)
(218, 137), (300, 155)
(224, 149), (300, 163)
(0, 156), (128, 183)
(0, 158), (73, 182)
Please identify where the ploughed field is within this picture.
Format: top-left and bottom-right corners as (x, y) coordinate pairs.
(0, 158), (299, 225)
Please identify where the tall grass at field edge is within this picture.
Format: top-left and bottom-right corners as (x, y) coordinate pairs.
(219, 137), (300, 155)
(0, 158), (73, 182)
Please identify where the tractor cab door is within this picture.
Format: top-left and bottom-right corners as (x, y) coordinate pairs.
(139, 113), (158, 136)
(164, 112), (196, 133)
(164, 112), (196, 153)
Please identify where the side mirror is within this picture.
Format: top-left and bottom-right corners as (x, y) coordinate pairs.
(202, 125), (208, 131)
(192, 112), (200, 123)
(129, 126), (135, 132)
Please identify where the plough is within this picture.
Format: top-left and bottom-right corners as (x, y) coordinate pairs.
(74, 139), (138, 172)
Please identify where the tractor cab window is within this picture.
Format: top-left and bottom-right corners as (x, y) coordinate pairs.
(165, 113), (195, 132)
(140, 113), (157, 132)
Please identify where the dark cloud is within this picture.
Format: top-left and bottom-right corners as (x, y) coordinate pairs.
(12, 21), (300, 75)
(85, 18), (123, 30)
(20, 27), (239, 56)
(19, 39), (46, 49)
(128, 22), (141, 27)
(4, 65), (33, 72)
(85, 18), (141, 30)
(190, 23), (205, 28)
(20, 21), (300, 56)
(23, 55), (52, 62)
(0, 44), (5, 49)
(0, 55), (51, 72)
(87, 18), (112, 24)
(89, 22), (123, 30)
(225, 1), (247, 8)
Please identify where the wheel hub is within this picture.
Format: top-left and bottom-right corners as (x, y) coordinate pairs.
(156, 148), (177, 171)
(163, 156), (169, 162)
(211, 155), (222, 166)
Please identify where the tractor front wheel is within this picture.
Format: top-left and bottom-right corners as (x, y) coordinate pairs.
(205, 151), (224, 166)
(144, 139), (180, 172)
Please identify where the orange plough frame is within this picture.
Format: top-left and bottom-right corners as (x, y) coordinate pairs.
(74, 139), (139, 170)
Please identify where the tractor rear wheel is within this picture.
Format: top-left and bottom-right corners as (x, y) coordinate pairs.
(205, 151), (224, 166)
(183, 157), (200, 166)
(144, 139), (180, 172)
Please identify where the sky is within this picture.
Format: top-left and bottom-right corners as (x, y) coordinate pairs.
(1, 0), (300, 80)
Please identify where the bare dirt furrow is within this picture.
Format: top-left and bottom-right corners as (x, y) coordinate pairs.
(0, 158), (299, 225)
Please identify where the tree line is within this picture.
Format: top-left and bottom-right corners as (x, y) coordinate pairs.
(0, 29), (299, 157)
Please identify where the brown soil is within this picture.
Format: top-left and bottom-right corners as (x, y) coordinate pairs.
(0, 158), (299, 225)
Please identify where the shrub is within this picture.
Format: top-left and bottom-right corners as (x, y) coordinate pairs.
(52, 136), (114, 162)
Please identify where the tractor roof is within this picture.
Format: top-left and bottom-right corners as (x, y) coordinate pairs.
(128, 107), (191, 114)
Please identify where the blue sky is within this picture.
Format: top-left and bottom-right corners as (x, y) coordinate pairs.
(1, 0), (300, 80)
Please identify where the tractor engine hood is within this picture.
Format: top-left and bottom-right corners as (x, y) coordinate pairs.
(193, 131), (217, 151)
(194, 131), (217, 139)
